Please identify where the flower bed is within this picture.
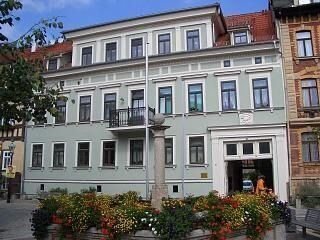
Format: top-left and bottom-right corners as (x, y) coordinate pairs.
(30, 191), (290, 240)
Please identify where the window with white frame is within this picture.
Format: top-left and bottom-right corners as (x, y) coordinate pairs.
(302, 79), (319, 108)
(77, 142), (90, 167)
(81, 46), (92, 66)
(189, 136), (205, 164)
(188, 84), (203, 112)
(221, 81), (237, 111)
(302, 133), (319, 162)
(102, 141), (116, 167)
(165, 138), (174, 165)
(104, 93), (117, 120)
(129, 139), (144, 166)
(255, 57), (262, 64)
(225, 141), (272, 159)
(223, 60), (231, 67)
(158, 33), (171, 55)
(53, 143), (65, 168)
(79, 95), (91, 122)
(32, 144), (43, 167)
(186, 30), (200, 51)
(296, 31), (313, 57)
(252, 78), (270, 109)
(234, 31), (248, 45)
(159, 87), (172, 114)
(55, 98), (66, 124)
(105, 42), (117, 62)
(48, 58), (58, 71)
(2, 151), (11, 170)
(131, 38), (143, 58)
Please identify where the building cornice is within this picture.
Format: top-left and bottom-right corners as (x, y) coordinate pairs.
(43, 41), (279, 80)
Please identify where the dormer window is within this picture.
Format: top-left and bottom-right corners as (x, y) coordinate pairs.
(234, 31), (248, 45)
(48, 58), (58, 71)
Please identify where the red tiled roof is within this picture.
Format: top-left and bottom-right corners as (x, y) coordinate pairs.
(24, 41), (72, 60)
(217, 10), (276, 45)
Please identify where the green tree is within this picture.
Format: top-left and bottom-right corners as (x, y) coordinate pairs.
(0, 0), (64, 126)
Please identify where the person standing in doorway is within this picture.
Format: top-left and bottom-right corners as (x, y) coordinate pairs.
(255, 175), (267, 195)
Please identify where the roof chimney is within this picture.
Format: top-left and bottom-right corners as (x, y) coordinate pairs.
(31, 42), (37, 53)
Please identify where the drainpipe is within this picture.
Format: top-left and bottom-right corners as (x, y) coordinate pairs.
(277, 19), (292, 200)
(145, 42), (150, 200)
(181, 81), (186, 197)
(21, 122), (27, 198)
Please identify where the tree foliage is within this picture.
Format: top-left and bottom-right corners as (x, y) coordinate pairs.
(0, 0), (64, 127)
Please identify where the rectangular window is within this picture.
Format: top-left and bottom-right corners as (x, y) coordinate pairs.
(188, 84), (203, 112)
(159, 87), (172, 114)
(253, 78), (270, 109)
(223, 60), (231, 67)
(296, 31), (313, 57)
(221, 81), (237, 110)
(158, 33), (171, 55)
(255, 57), (262, 64)
(302, 80), (319, 108)
(259, 142), (271, 154)
(189, 136), (205, 164)
(48, 58), (58, 71)
(106, 42), (117, 62)
(165, 138), (173, 165)
(77, 142), (90, 167)
(81, 46), (92, 66)
(130, 140), (143, 166)
(2, 151), (11, 170)
(104, 93), (116, 120)
(131, 38), (143, 58)
(226, 144), (237, 156)
(131, 90), (144, 108)
(79, 96), (91, 122)
(53, 143), (64, 168)
(102, 141), (116, 166)
(234, 31), (248, 45)
(243, 143), (254, 155)
(187, 30), (200, 51)
(32, 144), (43, 167)
(302, 133), (319, 162)
(55, 98), (66, 124)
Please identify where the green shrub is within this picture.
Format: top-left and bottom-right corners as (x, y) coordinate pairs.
(296, 183), (320, 208)
(80, 187), (96, 194)
(30, 208), (51, 240)
(49, 187), (68, 195)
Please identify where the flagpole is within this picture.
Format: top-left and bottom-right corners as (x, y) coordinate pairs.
(145, 42), (150, 200)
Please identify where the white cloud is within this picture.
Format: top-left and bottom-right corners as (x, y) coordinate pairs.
(21, 0), (93, 12)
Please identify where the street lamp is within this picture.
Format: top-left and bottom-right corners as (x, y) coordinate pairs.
(7, 140), (15, 203)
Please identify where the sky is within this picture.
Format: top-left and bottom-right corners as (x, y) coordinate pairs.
(4, 0), (268, 42)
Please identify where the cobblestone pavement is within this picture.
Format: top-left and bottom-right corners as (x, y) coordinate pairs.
(0, 199), (319, 240)
(0, 199), (37, 240)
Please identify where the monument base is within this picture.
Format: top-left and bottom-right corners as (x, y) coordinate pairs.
(151, 184), (168, 210)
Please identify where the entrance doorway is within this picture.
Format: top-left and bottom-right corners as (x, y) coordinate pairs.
(227, 159), (274, 194)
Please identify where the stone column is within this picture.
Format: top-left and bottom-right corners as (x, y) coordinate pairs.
(150, 114), (170, 210)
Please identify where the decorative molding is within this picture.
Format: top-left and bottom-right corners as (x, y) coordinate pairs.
(214, 70), (241, 76)
(98, 83), (121, 89)
(245, 67), (273, 73)
(152, 76), (177, 83)
(239, 113), (254, 125)
(74, 86), (96, 92)
(181, 73), (208, 80)
(124, 80), (145, 86)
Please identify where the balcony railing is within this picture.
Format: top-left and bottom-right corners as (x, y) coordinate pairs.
(298, 106), (320, 118)
(109, 107), (155, 128)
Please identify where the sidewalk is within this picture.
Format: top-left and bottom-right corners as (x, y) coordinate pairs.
(0, 199), (37, 240)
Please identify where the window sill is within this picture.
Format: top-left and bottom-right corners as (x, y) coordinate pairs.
(299, 162), (320, 167)
(185, 164), (209, 169)
(165, 165), (177, 169)
(49, 167), (66, 171)
(28, 167), (44, 171)
(98, 166), (118, 170)
(186, 112), (205, 117)
(125, 165), (145, 170)
(73, 167), (92, 170)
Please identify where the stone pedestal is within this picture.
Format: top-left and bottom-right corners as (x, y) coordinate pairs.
(149, 114), (170, 210)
